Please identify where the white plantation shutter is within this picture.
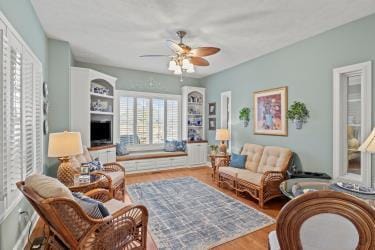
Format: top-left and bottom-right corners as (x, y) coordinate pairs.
(118, 92), (181, 149)
(152, 99), (164, 144)
(0, 17), (44, 217)
(166, 100), (179, 140)
(136, 97), (150, 144)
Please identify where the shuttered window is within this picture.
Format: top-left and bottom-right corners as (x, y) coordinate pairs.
(119, 91), (180, 150)
(0, 17), (43, 218)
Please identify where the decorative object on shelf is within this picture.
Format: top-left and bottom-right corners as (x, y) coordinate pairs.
(208, 102), (216, 116)
(287, 101), (310, 129)
(208, 117), (216, 130)
(43, 120), (48, 135)
(359, 127), (375, 153)
(91, 99), (110, 112)
(216, 128), (230, 155)
(91, 85), (110, 96)
(253, 86), (288, 136)
(209, 144), (219, 155)
(140, 31), (221, 82)
(239, 107), (251, 127)
(48, 131), (83, 186)
(43, 81), (48, 98)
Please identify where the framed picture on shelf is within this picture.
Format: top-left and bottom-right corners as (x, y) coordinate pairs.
(253, 86), (288, 136)
(208, 102), (216, 116)
(208, 117), (216, 130)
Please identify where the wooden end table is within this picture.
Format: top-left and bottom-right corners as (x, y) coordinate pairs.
(209, 154), (231, 182)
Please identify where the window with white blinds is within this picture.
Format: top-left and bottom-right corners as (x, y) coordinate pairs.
(0, 16), (43, 218)
(118, 91), (181, 150)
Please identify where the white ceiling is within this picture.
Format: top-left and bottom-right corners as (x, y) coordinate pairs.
(31, 0), (375, 78)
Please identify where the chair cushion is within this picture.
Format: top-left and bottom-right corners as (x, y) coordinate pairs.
(257, 146), (292, 173)
(106, 171), (124, 186)
(268, 231), (280, 250)
(240, 144), (264, 172)
(230, 153), (247, 169)
(25, 174), (74, 200)
(219, 167), (263, 186)
(72, 192), (110, 218)
(104, 199), (130, 214)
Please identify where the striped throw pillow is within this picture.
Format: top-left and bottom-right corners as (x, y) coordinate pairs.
(72, 192), (110, 218)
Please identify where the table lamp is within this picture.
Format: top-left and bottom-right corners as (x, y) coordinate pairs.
(216, 129), (230, 155)
(359, 128), (375, 153)
(48, 131), (83, 185)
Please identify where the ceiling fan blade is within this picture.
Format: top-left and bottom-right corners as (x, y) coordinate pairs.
(166, 40), (184, 53)
(190, 47), (220, 57)
(139, 54), (171, 57)
(190, 57), (209, 66)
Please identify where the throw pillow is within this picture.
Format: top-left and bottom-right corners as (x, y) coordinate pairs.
(82, 160), (103, 172)
(25, 174), (74, 200)
(175, 140), (187, 152)
(165, 140), (177, 152)
(116, 142), (129, 156)
(230, 153), (247, 169)
(72, 192), (110, 218)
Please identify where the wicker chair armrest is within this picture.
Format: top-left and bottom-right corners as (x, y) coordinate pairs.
(103, 162), (125, 173)
(85, 188), (112, 202)
(261, 171), (285, 187)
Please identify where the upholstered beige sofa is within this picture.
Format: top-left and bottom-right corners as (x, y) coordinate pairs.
(218, 143), (292, 208)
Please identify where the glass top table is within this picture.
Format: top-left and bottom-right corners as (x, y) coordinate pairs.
(280, 178), (375, 208)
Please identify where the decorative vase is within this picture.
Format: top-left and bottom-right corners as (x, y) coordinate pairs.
(243, 120), (249, 127)
(294, 119), (303, 129)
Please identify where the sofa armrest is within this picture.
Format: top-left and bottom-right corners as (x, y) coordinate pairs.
(85, 188), (112, 202)
(261, 171), (285, 187)
(103, 162), (125, 173)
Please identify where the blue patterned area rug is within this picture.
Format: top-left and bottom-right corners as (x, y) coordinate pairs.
(127, 177), (274, 250)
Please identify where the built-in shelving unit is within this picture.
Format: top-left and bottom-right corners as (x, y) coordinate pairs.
(70, 67), (117, 147)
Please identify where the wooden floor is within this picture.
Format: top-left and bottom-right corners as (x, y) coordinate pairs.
(29, 167), (287, 250)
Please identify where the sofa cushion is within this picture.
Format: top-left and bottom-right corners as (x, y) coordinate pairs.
(219, 167), (263, 186)
(257, 146), (292, 174)
(241, 144), (264, 172)
(25, 174), (74, 200)
(230, 153), (247, 169)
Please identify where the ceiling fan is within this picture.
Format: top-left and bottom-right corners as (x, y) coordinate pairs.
(140, 31), (220, 80)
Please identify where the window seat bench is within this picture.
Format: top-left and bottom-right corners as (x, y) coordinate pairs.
(117, 151), (193, 174)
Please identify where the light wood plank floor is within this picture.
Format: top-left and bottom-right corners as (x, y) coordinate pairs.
(29, 167), (288, 250)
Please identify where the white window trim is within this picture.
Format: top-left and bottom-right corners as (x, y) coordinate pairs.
(116, 90), (181, 151)
(0, 10), (44, 222)
(332, 61), (372, 186)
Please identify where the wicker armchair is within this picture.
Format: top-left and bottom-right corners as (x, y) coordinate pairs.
(63, 146), (126, 200)
(17, 181), (148, 250)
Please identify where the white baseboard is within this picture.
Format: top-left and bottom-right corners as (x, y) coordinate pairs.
(125, 164), (210, 175)
(13, 212), (39, 250)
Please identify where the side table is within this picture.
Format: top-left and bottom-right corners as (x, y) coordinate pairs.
(209, 154), (231, 181)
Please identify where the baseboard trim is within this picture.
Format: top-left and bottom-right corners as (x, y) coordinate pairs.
(13, 212), (39, 250)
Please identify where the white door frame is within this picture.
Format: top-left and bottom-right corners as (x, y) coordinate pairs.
(332, 61), (372, 186)
(221, 91), (232, 152)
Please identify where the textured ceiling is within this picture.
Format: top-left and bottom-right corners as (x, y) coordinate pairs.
(31, 0), (375, 78)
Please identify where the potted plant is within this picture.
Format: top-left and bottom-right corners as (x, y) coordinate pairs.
(239, 107), (251, 127)
(287, 101), (310, 129)
(209, 144), (218, 155)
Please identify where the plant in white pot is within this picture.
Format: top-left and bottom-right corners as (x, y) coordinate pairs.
(239, 107), (251, 127)
(287, 101), (310, 129)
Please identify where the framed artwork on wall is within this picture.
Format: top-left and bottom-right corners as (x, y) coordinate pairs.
(208, 118), (216, 130)
(253, 86), (288, 136)
(208, 102), (216, 116)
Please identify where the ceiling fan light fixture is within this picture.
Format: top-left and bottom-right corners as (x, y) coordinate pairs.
(182, 58), (190, 70)
(186, 64), (195, 73)
(174, 66), (182, 75)
(168, 60), (177, 71)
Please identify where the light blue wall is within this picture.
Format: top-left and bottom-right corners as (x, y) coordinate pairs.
(201, 14), (375, 183)
(46, 38), (74, 177)
(75, 61), (202, 94)
(0, 1), (48, 249)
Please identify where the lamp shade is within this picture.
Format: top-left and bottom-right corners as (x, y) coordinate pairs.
(358, 128), (375, 153)
(48, 131), (83, 157)
(216, 129), (230, 141)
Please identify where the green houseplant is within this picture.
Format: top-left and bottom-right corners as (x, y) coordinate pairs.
(287, 101), (310, 129)
(239, 107), (251, 127)
(209, 144), (219, 155)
